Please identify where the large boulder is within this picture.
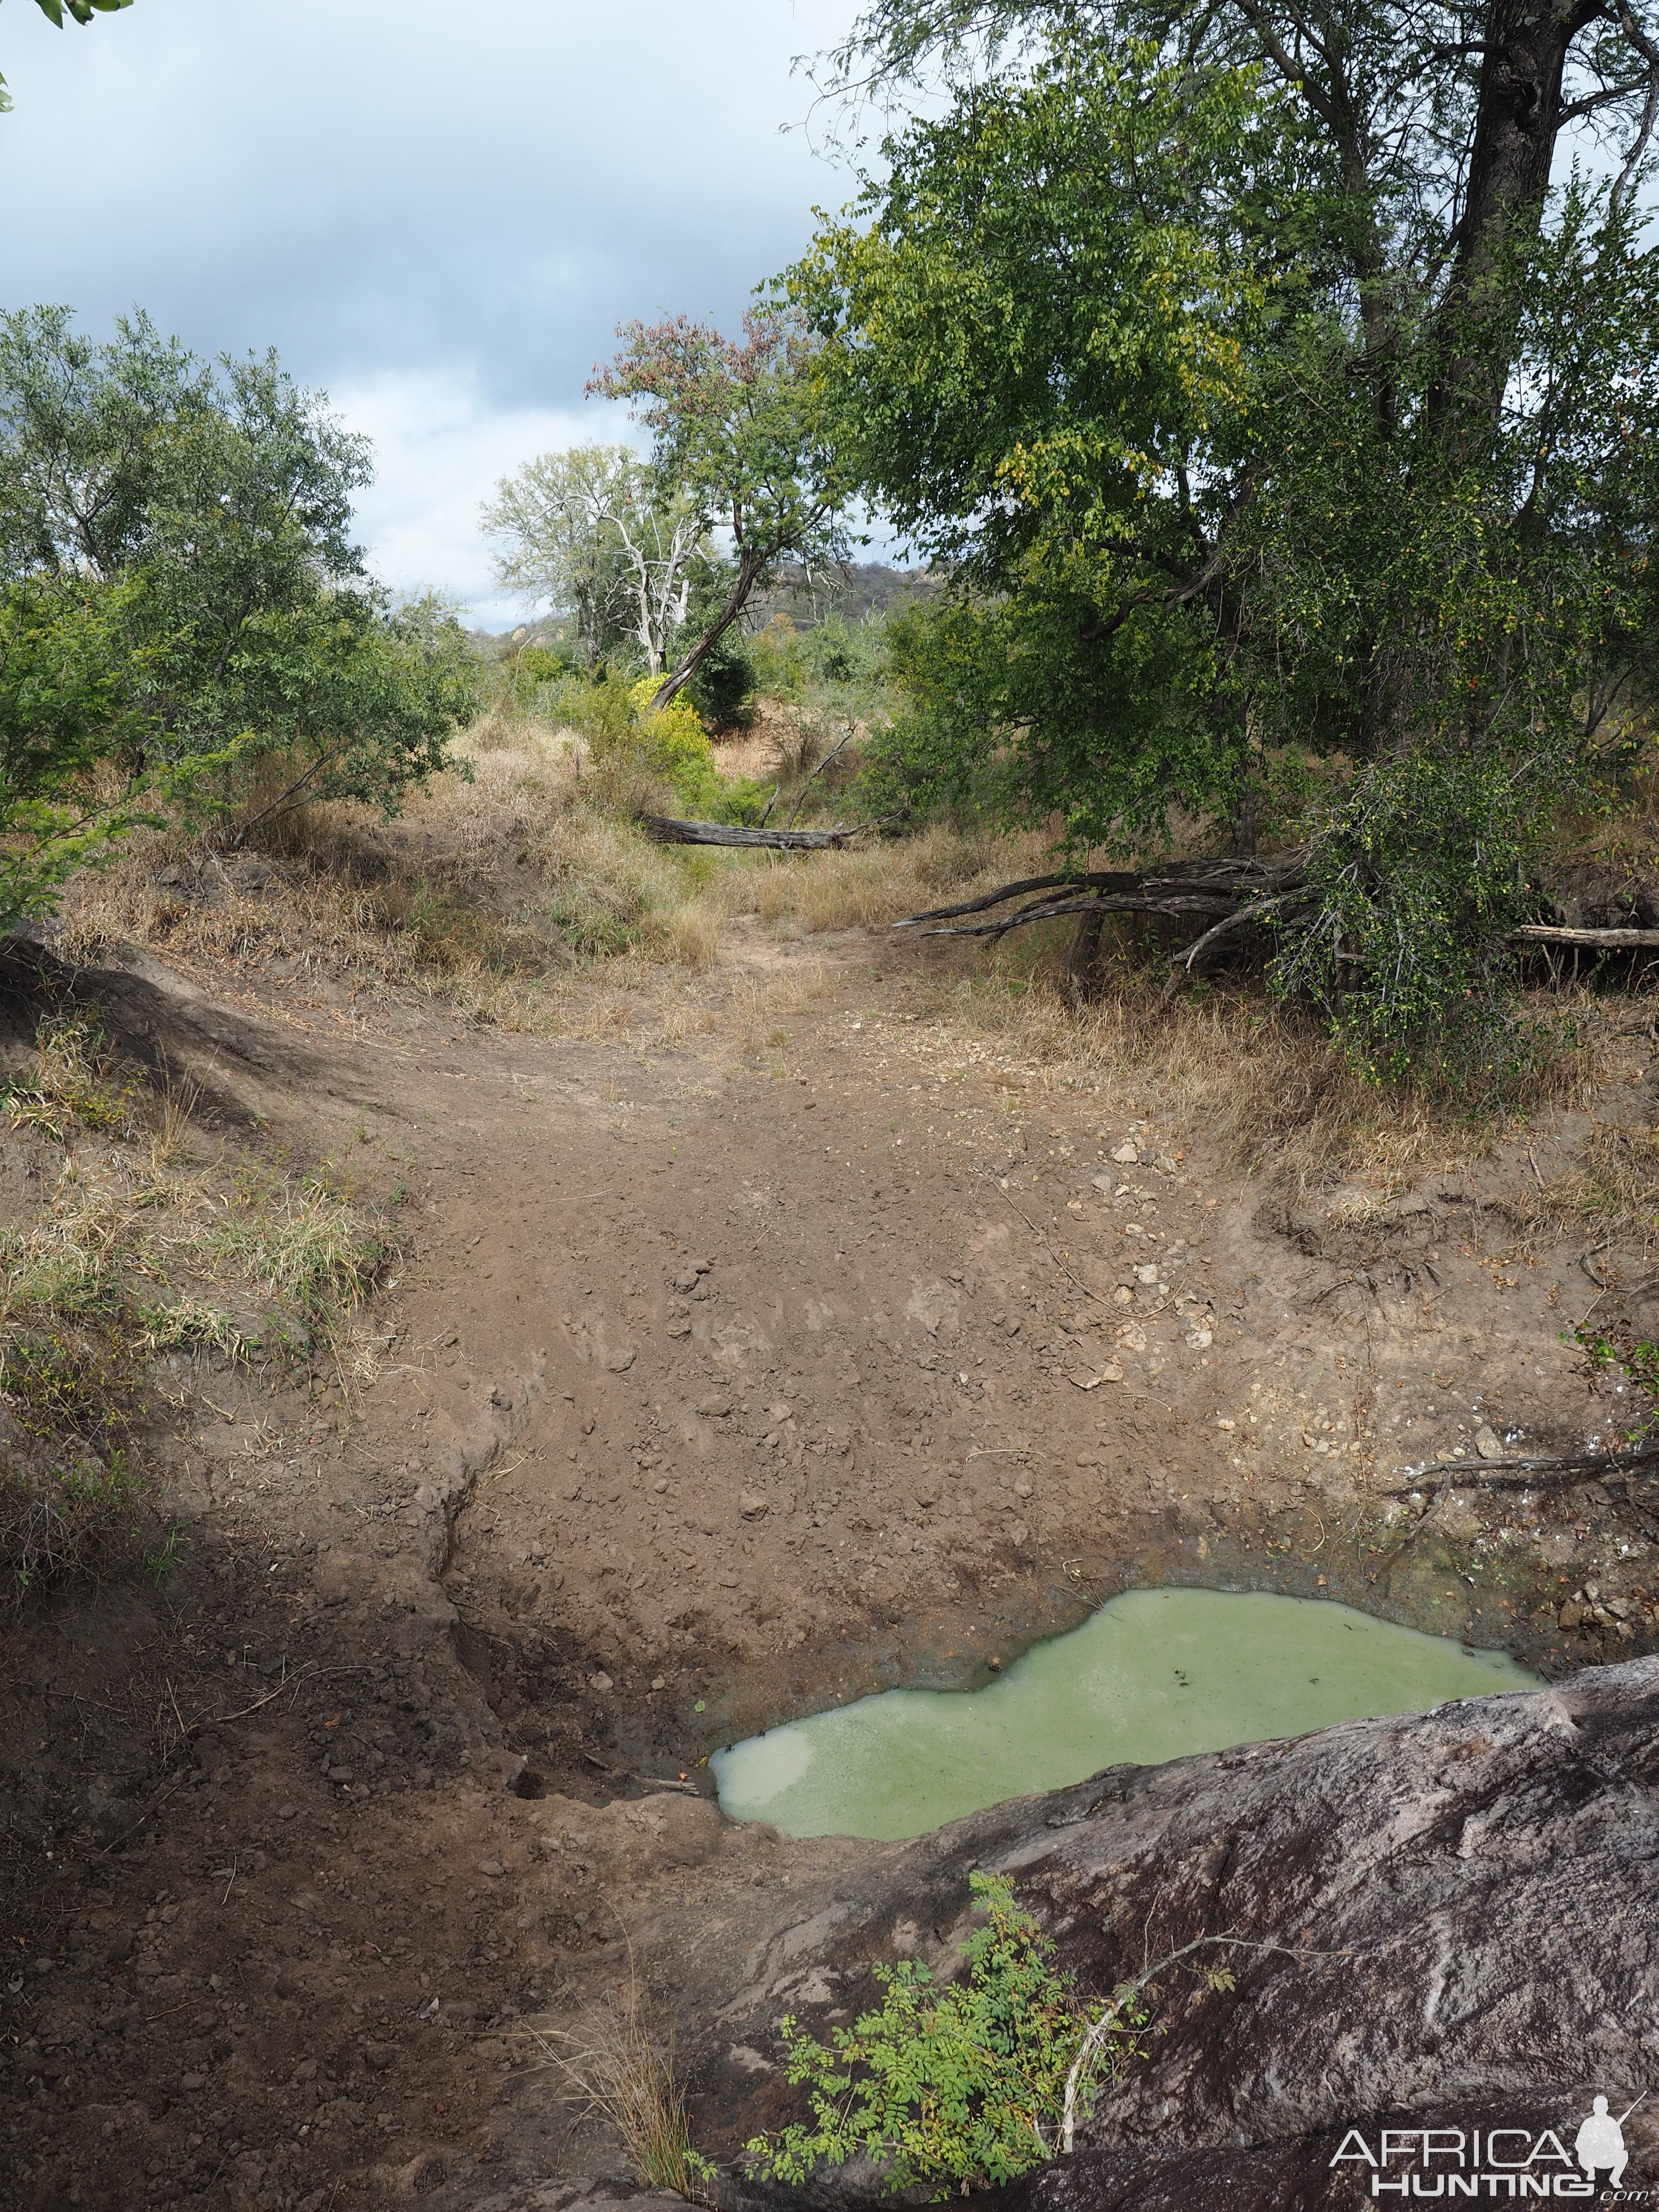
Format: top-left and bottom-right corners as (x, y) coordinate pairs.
(701, 1657), (1659, 2208)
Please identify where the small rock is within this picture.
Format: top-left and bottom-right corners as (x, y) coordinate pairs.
(1474, 1424), (1503, 1461)
(695, 1393), (733, 1418)
(651, 1675), (666, 1691)
(739, 1492), (769, 1519)
(602, 1346), (637, 1374)
(1014, 1478), (1034, 1499)
(1111, 1140), (1140, 1163)
(588, 1672), (613, 1694)
(478, 1860), (505, 1878)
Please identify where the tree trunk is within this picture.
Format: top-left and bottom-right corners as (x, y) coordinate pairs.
(1432, 0), (1602, 441)
(1066, 907), (1109, 1001)
(650, 549), (769, 712)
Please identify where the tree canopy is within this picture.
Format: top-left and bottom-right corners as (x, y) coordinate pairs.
(0, 309), (478, 926)
(591, 309), (858, 708)
(794, 1), (1659, 1071)
(481, 443), (712, 673)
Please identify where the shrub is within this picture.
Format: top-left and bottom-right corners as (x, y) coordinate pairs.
(744, 1872), (1140, 2197)
(624, 678), (719, 803)
(684, 626), (757, 729)
(748, 615), (808, 699)
(0, 310), (480, 911)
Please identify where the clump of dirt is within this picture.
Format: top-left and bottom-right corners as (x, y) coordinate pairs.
(2, 834), (1658, 2211)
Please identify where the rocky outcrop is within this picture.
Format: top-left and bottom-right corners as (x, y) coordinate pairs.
(692, 1658), (1659, 2209)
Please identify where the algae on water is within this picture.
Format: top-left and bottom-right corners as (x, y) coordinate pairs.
(713, 1587), (1538, 1840)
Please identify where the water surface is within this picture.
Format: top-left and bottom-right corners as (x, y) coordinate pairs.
(712, 1587), (1537, 1839)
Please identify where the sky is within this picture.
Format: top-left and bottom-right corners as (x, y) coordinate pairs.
(0, 0), (867, 626)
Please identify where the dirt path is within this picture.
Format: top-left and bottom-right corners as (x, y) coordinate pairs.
(2, 918), (1655, 2211)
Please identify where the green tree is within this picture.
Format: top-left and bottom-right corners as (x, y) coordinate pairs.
(0, 308), (479, 913)
(1, 0), (132, 114)
(591, 308), (858, 710)
(0, 578), (168, 929)
(794, 12), (1659, 1071)
(679, 553), (759, 726)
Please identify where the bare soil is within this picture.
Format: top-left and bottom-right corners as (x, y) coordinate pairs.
(3, 902), (1657, 2212)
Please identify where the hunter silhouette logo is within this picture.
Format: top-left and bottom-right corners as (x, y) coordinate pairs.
(1331, 2092), (1647, 2197)
(1575, 2094), (1645, 2191)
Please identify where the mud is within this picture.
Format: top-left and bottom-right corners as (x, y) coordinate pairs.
(1, 914), (1655, 2210)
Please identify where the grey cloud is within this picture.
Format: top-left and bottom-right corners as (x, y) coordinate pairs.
(0, 0), (861, 603)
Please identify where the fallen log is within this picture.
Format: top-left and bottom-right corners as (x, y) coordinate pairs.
(915, 890), (1252, 939)
(894, 854), (1305, 933)
(893, 857), (1659, 973)
(896, 854), (1309, 947)
(640, 815), (876, 850)
(889, 869), (1145, 926)
(1510, 924), (1659, 948)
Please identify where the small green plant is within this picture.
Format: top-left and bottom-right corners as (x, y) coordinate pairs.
(1575, 1320), (1659, 1443)
(143, 1522), (182, 1582)
(744, 1872), (1139, 2196)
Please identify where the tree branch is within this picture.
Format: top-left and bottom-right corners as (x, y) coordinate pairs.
(1061, 1932), (1344, 2155)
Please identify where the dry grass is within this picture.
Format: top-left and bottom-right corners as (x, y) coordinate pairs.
(0, 1017), (393, 1602)
(1550, 1123), (1659, 1241)
(54, 709), (737, 1016)
(521, 1959), (709, 2202)
(43, 715), (1659, 1234)
(712, 820), (1020, 933)
(186, 1166), (393, 1317)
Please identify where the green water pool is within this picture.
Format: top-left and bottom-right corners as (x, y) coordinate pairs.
(710, 1586), (1539, 1839)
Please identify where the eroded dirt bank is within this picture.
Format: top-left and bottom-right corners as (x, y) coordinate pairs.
(3, 920), (1657, 2211)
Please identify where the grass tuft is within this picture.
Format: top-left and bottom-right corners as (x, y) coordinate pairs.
(187, 1169), (393, 1317)
(0, 1017), (397, 1605)
(522, 1956), (711, 2202)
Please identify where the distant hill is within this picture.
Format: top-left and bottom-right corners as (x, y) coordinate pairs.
(478, 562), (943, 657)
(745, 559), (942, 630)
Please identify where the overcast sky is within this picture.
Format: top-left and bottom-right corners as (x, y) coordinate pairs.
(0, 0), (866, 625)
